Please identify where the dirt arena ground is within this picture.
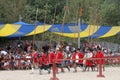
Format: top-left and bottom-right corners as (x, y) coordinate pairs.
(0, 67), (120, 80)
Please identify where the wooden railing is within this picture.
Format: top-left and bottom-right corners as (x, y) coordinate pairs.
(50, 56), (120, 80)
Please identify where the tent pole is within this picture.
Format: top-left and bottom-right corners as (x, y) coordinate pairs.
(78, 18), (80, 48)
(33, 8), (38, 49)
(18, 15), (22, 41)
(74, 7), (79, 47)
(78, 7), (82, 48)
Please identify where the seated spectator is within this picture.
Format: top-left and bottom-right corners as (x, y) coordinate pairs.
(4, 61), (9, 70)
(0, 49), (8, 56)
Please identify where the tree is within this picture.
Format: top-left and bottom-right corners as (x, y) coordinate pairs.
(23, 0), (66, 24)
(0, 0), (27, 23)
(99, 0), (120, 26)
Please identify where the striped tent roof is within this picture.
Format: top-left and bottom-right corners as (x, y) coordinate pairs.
(0, 21), (119, 38)
(49, 23), (120, 38)
(0, 21), (51, 37)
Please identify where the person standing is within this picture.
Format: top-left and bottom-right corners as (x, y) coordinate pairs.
(31, 49), (38, 74)
(38, 51), (50, 75)
(55, 48), (64, 73)
(96, 47), (105, 71)
(71, 50), (77, 72)
(62, 50), (70, 72)
(83, 49), (93, 71)
(9, 51), (15, 70)
(48, 49), (55, 73)
(92, 49), (98, 71)
(76, 48), (84, 67)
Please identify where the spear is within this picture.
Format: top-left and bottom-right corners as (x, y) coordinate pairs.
(50, 5), (57, 48)
(58, 6), (67, 43)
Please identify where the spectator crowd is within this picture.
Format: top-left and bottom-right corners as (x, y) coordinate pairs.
(0, 40), (120, 75)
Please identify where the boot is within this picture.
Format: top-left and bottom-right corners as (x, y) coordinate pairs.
(31, 67), (34, 74)
(66, 66), (70, 72)
(103, 67), (105, 71)
(47, 69), (51, 74)
(39, 68), (42, 75)
(91, 66), (94, 71)
(61, 68), (65, 73)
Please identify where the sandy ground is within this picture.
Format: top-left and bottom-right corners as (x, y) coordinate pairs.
(0, 67), (120, 80)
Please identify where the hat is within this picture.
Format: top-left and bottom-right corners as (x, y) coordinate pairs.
(72, 50), (76, 53)
(77, 48), (80, 51)
(50, 49), (55, 52)
(97, 46), (101, 50)
(56, 47), (59, 50)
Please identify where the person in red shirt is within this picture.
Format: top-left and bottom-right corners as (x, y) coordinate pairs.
(31, 49), (38, 74)
(55, 48), (64, 73)
(62, 50), (71, 72)
(38, 51), (50, 75)
(47, 49), (55, 73)
(48, 49), (55, 65)
(96, 47), (105, 71)
(92, 49), (98, 71)
(71, 50), (77, 72)
(82, 48), (93, 72)
(76, 48), (84, 67)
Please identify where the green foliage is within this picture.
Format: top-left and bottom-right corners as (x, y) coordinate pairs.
(0, 0), (27, 23)
(99, 0), (120, 26)
(0, 0), (119, 25)
(22, 0), (66, 24)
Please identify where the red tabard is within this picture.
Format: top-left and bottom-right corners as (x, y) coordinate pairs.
(48, 52), (55, 64)
(92, 54), (97, 65)
(42, 53), (49, 65)
(55, 51), (63, 64)
(77, 52), (84, 64)
(85, 58), (93, 67)
(96, 51), (104, 64)
(32, 51), (38, 63)
(38, 53), (49, 66)
(71, 53), (77, 62)
(38, 57), (42, 67)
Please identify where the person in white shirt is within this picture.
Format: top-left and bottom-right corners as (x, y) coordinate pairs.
(0, 49), (8, 55)
(83, 48), (93, 71)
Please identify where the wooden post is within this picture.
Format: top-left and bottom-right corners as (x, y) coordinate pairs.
(97, 59), (105, 77)
(50, 60), (59, 80)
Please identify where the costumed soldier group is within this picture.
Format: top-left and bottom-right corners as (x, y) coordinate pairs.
(30, 45), (105, 75)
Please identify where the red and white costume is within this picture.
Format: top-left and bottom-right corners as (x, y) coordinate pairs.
(83, 52), (93, 66)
